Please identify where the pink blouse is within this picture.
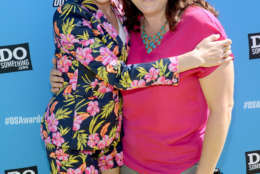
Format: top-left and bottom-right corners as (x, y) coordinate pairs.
(122, 6), (231, 174)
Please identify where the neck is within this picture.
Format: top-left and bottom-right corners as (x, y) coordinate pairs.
(96, 2), (113, 18)
(96, 1), (119, 32)
(143, 10), (168, 36)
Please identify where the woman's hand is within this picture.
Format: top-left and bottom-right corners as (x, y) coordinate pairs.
(178, 34), (232, 72)
(193, 34), (232, 67)
(50, 58), (64, 94)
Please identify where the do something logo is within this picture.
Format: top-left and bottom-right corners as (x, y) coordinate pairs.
(248, 33), (260, 59)
(246, 151), (260, 174)
(5, 166), (38, 174)
(53, 0), (67, 7)
(0, 43), (32, 74)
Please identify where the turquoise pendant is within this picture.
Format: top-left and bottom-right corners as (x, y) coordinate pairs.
(147, 48), (152, 54)
(141, 21), (168, 54)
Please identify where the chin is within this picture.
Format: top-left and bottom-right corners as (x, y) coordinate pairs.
(95, 0), (110, 4)
(132, 0), (167, 16)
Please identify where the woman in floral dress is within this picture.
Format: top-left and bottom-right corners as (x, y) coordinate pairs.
(42, 0), (232, 173)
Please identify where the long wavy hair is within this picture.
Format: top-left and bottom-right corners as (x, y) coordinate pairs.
(122, 0), (218, 32)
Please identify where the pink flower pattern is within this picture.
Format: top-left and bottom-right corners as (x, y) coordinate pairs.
(96, 24), (104, 34)
(97, 140), (106, 149)
(52, 132), (64, 147)
(56, 149), (69, 161)
(85, 165), (98, 174)
(56, 159), (62, 171)
(60, 34), (79, 53)
(87, 133), (100, 148)
(102, 135), (113, 146)
(103, 22), (118, 39)
(44, 136), (52, 145)
(155, 76), (172, 85)
(73, 112), (84, 131)
(67, 168), (82, 174)
(90, 79), (99, 88)
(70, 69), (78, 90)
(87, 101), (100, 116)
(115, 152), (123, 166)
(144, 67), (160, 82)
(115, 114), (123, 139)
(98, 82), (113, 94)
(99, 155), (114, 171)
(99, 47), (118, 65)
(46, 113), (58, 133)
(168, 57), (178, 72)
(41, 1), (179, 173)
(57, 55), (72, 73)
(97, 135), (113, 149)
(81, 39), (95, 47)
(82, 19), (92, 28)
(130, 79), (146, 88)
(95, 10), (103, 20)
(76, 47), (94, 66)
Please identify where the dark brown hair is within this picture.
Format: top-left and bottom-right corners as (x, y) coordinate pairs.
(122, 0), (218, 32)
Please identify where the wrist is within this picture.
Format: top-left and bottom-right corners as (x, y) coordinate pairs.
(178, 50), (202, 72)
(190, 49), (204, 68)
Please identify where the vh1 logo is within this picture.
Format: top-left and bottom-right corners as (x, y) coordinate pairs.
(5, 166), (38, 174)
(248, 33), (260, 59)
(246, 151), (260, 174)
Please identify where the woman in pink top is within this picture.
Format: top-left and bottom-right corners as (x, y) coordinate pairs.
(120, 0), (234, 174)
(49, 0), (234, 173)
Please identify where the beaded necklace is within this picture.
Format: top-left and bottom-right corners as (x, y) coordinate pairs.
(141, 21), (168, 54)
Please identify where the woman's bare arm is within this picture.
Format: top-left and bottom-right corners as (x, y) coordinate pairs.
(196, 60), (234, 174)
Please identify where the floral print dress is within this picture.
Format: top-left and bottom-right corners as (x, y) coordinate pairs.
(40, 0), (179, 173)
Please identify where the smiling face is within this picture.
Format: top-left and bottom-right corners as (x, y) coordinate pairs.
(131, 0), (168, 16)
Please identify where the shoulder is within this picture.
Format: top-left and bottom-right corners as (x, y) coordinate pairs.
(180, 6), (227, 39)
(53, 1), (99, 34)
(53, 2), (102, 41)
(54, 1), (97, 22)
(181, 6), (218, 27)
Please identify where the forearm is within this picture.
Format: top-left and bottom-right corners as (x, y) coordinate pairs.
(196, 109), (232, 174)
(88, 57), (178, 90)
(70, 33), (179, 90)
(178, 50), (201, 73)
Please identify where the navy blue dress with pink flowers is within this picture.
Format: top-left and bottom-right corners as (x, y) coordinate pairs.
(40, 0), (179, 173)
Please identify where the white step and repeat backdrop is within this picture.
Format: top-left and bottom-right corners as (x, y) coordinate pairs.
(0, 0), (259, 174)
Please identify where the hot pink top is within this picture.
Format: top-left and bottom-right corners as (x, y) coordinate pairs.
(122, 6), (230, 174)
